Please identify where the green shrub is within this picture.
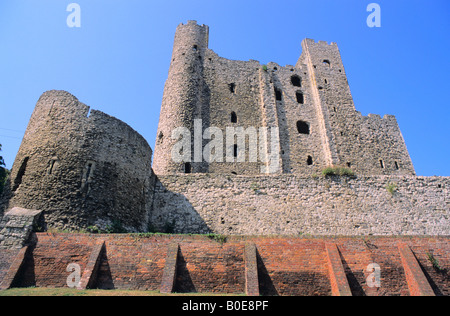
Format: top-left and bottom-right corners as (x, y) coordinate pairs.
(322, 166), (355, 177)
(386, 182), (398, 195)
(207, 234), (227, 244)
(427, 252), (441, 271)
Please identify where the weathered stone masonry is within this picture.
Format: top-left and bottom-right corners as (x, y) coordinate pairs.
(0, 20), (449, 296)
(151, 174), (449, 236)
(0, 20), (448, 236)
(0, 90), (155, 233)
(153, 21), (415, 177)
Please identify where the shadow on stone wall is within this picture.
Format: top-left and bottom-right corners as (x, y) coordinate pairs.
(150, 177), (211, 234)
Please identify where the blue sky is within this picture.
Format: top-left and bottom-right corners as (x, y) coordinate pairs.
(0, 0), (449, 176)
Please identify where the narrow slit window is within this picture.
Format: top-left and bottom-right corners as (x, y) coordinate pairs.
(85, 163), (93, 183)
(228, 83), (236, 94)
(296, 121), (310, 135)
(230, 111), (237, 123)
(394, 161), (399, 170)
(48, 159), (57, 175)
(380, 159), (385, 169)
(233, 144), (238, 158)
(296, 91), (304, 104)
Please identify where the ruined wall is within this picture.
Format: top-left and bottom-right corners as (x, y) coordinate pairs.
(203, 52), (266, 174)
(1, 90), (154, 232)
(151, 174), (449, 236)
(298, 39), (415, 176)
(153, 21), (415, 177)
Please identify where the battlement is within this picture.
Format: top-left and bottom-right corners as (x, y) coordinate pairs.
(303, 38), (338, 46)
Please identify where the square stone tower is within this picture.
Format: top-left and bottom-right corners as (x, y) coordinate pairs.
(153, 21), (415, 176)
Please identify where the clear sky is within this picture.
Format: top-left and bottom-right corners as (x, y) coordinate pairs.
(0, 0), (449, 176)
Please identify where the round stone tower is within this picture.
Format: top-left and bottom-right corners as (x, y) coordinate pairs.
(153, 20), (209, 175)
(1, 90), (154, 232)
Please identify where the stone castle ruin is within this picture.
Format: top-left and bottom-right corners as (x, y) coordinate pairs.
(0, 21), (448, 239)
(0, 20), (448, 297)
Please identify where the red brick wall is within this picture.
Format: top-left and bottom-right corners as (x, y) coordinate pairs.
(7, 234), (449, 296)
(254, 239), (331, 296)
(19, 234), (96, 288)
(410, 240), (450, 296)
(95, 236), (171, 291)
(174, 240), (245, 294)
(0, 249), (21, 285)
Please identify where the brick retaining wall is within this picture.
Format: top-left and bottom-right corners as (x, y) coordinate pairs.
(1, 233), (448, 296)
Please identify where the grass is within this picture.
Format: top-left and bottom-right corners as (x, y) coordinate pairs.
(0, 288), (244, 297)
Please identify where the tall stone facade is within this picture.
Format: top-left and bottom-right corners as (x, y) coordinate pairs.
(153, 21), (415, 176)
(0, 21), (447, 237)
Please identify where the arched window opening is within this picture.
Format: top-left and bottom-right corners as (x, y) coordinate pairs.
(296, 121), (310, 135)
(307, 156), (313, 166)
(230, 112), (237, 123)
(291, 75), (301, 87)
(228, 83), (236, 94)
(323, 59), (331, 67)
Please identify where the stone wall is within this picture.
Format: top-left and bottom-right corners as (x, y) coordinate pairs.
(153, 21), (415, 177)
(1, 90), (155, 233)
(150, 174), (449, 236)
(0, 207), (42, 249)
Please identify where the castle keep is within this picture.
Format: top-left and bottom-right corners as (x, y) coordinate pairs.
(153, 21), (415, 176)
(0, 20), (448, 296)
